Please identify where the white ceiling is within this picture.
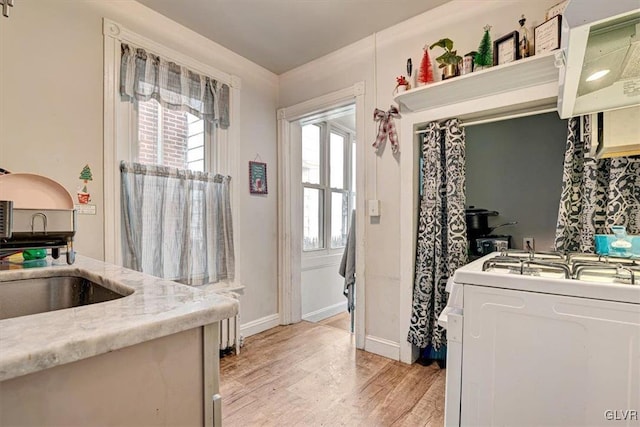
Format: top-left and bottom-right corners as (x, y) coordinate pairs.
(136, 0), (450, 74)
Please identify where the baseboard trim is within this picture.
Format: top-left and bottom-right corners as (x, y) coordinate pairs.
(240, 313), (280, 338)
(302, 301), (348, 323)
(365, 335), (400, 361)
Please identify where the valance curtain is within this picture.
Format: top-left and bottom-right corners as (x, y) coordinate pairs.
(555, 116), (640, 252)
(120, 162), (235, 285)
(407, 119), (468, 354)
(120, 43), (230, 129)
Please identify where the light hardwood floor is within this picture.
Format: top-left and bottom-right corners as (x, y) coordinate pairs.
(220, 317), (446, 426)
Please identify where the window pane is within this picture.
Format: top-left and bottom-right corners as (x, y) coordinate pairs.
(188, 118), (204, 135)
(302, 124), (321, 184)
(136, 98), (209, 172)
(187, 146), (204, 162)
(303, 187), (324, 250)
(331, 191), (348, 248)
(188, 160), (205, 172)
(188, 133), (204, 149)
(330, 132), (344, 189)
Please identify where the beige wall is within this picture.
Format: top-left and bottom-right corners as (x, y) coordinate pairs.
(279, 0), (559, 346)
(0, 0), (279, 327)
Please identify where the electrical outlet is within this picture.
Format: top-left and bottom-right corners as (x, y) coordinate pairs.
(523, 237), (535, 251)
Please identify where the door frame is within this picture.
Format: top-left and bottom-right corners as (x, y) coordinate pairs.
(277, 82), (366, 348)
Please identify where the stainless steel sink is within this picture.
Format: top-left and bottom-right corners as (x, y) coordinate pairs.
(0, 275), (130, 320)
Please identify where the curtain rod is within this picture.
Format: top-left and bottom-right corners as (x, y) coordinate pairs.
(413, 108), (558, 134)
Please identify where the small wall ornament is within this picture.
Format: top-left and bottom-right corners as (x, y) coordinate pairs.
(77, 164), (93, 204)
(249, 160), (268, 195)
(372, 106), (400, 155)
(75, 164), (97, 215)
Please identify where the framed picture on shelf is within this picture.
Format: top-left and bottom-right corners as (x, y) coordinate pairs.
(493, 31), (520, 66)
(249, 161), (268, 195)
(545, 0), (568, 20)
(535, 15), (562, 55)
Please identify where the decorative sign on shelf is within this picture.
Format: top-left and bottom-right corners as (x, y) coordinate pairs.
(545, 0), (568, 20)
(535, 15), (562, 55)
(494, 31), (520, 66)
(249, 161), (268, 195)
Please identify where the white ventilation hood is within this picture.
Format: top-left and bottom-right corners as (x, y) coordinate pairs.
(590, 105), (640, 158)
(557, 0), (640, 119)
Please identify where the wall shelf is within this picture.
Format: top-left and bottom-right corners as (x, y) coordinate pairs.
(394, 51), (560, 119)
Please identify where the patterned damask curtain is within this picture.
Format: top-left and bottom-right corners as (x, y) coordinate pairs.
(120, 43), (230, 129)
(555, 116), (640, 252)
(408, 119), (468, 353)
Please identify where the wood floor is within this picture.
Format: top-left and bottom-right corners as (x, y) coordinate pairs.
(220, 316), (446, 426)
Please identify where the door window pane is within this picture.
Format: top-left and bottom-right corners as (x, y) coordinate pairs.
(331, 191), (348, 248)
(330, 132), (344, 189)
(303, 187), (324, 250)
(302, 124), (321, 184)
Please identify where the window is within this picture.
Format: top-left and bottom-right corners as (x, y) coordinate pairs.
(135, 99), (210, 172)
(302, 121), (355, 252)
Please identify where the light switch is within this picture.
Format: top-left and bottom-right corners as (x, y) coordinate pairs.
(368, 199), (380, 217)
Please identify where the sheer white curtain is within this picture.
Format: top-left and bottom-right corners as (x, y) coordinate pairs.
(120, 162), (234, 285)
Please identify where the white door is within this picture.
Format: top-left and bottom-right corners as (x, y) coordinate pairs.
(461, 284), (640, 426)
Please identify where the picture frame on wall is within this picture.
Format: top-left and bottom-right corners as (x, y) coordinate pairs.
(493, 31), (520, 66)
(535, 15), (562, 55)
(249, 161), (268, 195)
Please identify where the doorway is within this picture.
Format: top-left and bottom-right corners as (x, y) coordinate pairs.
(276, 82), (365, 348)
(299, 106), (356, 332)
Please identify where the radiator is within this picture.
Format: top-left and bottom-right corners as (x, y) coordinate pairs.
(219, 314), (241, 354)
(217, 291), (241, 355)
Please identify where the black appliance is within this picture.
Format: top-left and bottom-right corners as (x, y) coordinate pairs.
(465, 206), (517, 257)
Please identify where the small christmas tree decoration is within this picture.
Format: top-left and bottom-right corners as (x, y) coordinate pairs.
(417, 45), (435, 85)
(79, 164), (93, 193)
(474, 25), (493, 70)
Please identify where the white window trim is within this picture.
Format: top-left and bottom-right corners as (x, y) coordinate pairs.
(102, 18), (242, 287)
(277, 82), (366, 349)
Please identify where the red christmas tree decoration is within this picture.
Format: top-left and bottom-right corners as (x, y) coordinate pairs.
(418, 45), (435, 85)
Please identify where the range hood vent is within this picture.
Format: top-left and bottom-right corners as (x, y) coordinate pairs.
(558, 0), (640, 118)
(590, 105), (640, 158)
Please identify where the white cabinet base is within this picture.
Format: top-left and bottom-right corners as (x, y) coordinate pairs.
(0, 324), (221, 426)
(461, 285), (640, 426)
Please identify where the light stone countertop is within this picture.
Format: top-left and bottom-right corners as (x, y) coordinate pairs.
(0, 255), (239, 382)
